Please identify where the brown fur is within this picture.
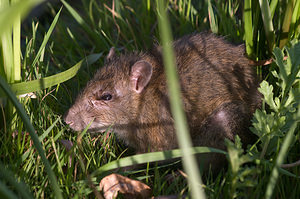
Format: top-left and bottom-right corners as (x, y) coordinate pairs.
(64, 32), (261, 170)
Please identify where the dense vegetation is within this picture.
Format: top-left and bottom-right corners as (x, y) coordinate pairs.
(0, 0), (299, 198)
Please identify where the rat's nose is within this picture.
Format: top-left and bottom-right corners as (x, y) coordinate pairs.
(63, 109), (74, 125)
(63, 107), (86, 132)
(65, 119), (74, 125)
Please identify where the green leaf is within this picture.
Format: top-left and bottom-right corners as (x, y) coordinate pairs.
(226, 137), (252, 174)
(92, 146), (226, 177)
(3, 53), (102, 96)
(273, 44), (300, 103)
(273, 47), (287, 83)
(258, 80), (278, 111)
(265, 105), (300, 199)
(286, 42), (300, 78)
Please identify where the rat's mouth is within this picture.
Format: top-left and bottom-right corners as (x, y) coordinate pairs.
(65, 122), (113, 134)
(86, 125), (114, 134)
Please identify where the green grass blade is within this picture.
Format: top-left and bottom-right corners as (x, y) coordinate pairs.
(244, 0), (254, 58)
(0, 0), (42, 37)
(12, 0), (21, 82)
(0, 163), (34, 199)
(0, 181), (18, 199)
(4, 53), (102, 96)
(265, 106), (300, 199)
(186, 0), (192, 20)
(1, 25), (14, 83)
(278, 167), (300, 179)
(61, 0), (104, 46)
(31, 7), (62, 69)
(61, 0), (88, 28)
(269, 0), (278, 18)
(258, 0), (275, 51)
(93, 147), (226, 176)
(39, 117), (60, 142)
(0, 76), (63, 199)
(0, 0), (13, 83)
(279, 0), (294, 48)
(156, 1), (206, 198)
(207, 0), (218, 33)
(290, 0), (300, 35)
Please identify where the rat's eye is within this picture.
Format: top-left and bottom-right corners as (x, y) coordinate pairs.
(99, 93), (112, 101)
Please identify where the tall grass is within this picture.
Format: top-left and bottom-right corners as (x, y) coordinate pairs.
(244, 0), (300, 58)
(0, 0), (299, 198)
(156, 1), (205, 198)
(0, 0), (100, 197)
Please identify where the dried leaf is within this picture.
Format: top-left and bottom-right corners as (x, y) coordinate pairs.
(99, 174), (152, 199)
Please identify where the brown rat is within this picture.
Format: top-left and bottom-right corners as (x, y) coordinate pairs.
(64, 32), (261, 170)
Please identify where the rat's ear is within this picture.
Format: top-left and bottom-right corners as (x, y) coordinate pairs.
(106, 47), (115, 61)
(130, 60), (153, 93)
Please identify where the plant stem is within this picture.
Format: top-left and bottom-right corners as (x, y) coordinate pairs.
(156, 1), (206, 198)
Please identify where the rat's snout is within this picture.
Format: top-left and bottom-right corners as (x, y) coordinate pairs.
(63, 106), (87, 131)
(63, 109), (74, 125)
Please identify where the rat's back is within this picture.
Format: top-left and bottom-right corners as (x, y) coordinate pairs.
(169, 33), (261, 149)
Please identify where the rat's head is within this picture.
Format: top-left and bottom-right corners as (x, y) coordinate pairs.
(64, 49), (153, 133)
